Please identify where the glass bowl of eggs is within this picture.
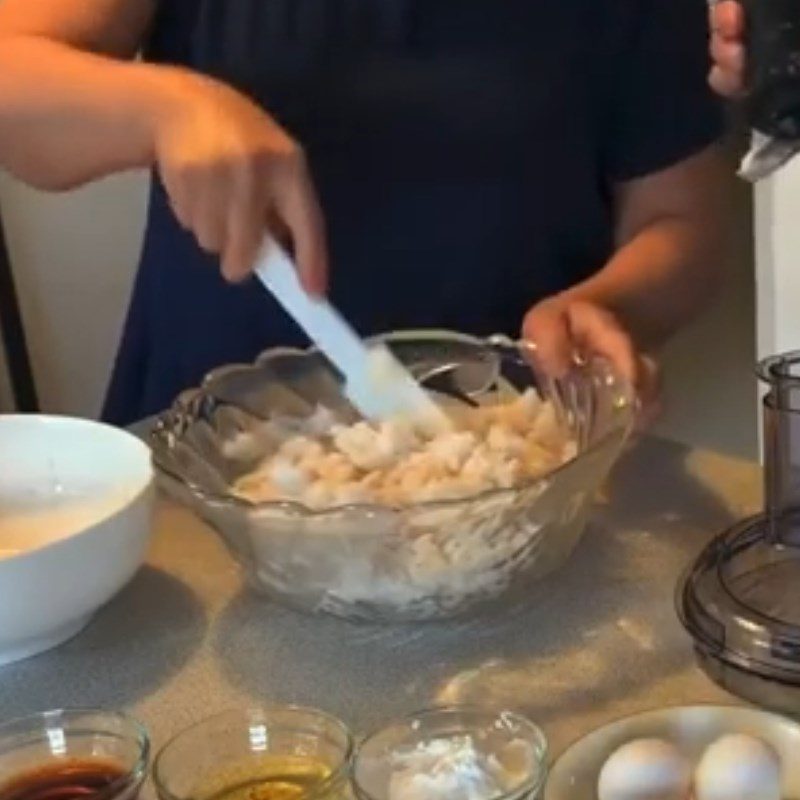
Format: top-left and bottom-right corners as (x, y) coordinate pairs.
(150, 330), (634, 621)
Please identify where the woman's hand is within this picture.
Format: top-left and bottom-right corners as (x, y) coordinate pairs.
(151, 70), (327, 289)
(709, 1), (746, 97)
(522, 298), (660, 426)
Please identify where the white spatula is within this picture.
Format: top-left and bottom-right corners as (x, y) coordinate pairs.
(253, 238), (450, 431)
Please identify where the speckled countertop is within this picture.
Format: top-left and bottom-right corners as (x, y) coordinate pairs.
(0, 438), (764, 797)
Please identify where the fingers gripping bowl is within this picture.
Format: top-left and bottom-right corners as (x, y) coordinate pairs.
(151, 331), (634, 621)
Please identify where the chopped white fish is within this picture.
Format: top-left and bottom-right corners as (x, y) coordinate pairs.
(268, 458), (309, 497)
(232, 391), (574, 509)
(427, 431), (478, 472)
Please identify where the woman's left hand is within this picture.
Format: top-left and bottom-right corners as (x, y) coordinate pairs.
(522, 298), (660, 427)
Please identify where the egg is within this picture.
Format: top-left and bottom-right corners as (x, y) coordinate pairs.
(694, 734), (781, 800)
(597, 738), (692, 800)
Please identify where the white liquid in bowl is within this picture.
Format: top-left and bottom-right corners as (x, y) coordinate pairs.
(0, 492), (133, 556)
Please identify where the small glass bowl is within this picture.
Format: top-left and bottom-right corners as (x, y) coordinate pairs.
(153, 706), (354, 800)
(0, 708), (149, 800)
(352, 705), (548, 800)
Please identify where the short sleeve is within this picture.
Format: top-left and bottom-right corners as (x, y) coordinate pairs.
(143, 1), (201, 64)
(604, 0), (724, 182)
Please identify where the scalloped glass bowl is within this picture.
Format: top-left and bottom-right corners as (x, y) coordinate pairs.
(151, 330), (634, 622)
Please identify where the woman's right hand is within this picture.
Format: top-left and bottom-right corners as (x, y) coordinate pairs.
(709, 1), (746, 97)
(150, 70), (327, 290)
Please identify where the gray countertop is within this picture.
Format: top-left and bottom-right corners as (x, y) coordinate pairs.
(0, 438), (764, 795)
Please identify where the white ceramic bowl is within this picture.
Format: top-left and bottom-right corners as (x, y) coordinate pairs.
(545, 704), (800, 799)
(0, 415), (154, 666)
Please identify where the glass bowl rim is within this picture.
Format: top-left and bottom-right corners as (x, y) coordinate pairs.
(351, 702), (549, 800)
(758, 350), (800, 387)
(150, 330), (635, 517)
(152, 704), (355, 800)
(0, 707), (150, 790)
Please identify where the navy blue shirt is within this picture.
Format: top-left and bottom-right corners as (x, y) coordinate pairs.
(103, 0), (722, 424)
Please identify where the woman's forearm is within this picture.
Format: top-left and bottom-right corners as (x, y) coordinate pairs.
(0, 37), (175, 190)
(562, 215), (722, 350)
(562, 147), (726, 351)
(0, 30), (328, 287)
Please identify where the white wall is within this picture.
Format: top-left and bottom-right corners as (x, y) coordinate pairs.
(0, 171), (148, 416)
(0, 160), (758, 458)
(754, 158), (800, 358)
(655, 148), (757, 458)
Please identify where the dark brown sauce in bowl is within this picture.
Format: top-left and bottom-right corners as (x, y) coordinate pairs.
(0, 760), (130, 800)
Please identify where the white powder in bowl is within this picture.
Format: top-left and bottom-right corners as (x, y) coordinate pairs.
(387, 735), (534, 800)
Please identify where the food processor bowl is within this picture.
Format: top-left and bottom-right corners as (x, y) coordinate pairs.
(678, 351), (800, 713)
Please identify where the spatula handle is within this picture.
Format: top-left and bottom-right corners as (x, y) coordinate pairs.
(253, 238), (366, 378)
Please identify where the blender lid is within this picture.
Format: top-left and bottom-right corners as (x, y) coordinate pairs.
(678, 514), (800, 684)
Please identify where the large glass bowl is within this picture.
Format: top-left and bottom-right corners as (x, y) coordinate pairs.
(151, 330), (634, 621)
